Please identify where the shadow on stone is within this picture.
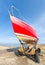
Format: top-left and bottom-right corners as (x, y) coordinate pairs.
(6, 47), (21, 56)
(6, 47), (40, 63)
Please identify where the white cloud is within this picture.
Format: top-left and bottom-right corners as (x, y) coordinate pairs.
(8, 37), (15, 39)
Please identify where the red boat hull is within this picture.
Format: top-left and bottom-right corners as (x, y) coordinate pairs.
(10, 15), (38, 43)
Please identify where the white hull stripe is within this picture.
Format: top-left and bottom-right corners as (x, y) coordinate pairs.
(15, 33), (37, 40)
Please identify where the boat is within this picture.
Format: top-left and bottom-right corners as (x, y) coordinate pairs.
(9, 7), (40, 62)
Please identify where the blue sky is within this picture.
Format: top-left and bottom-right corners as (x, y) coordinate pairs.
(0, 0), (45, 46)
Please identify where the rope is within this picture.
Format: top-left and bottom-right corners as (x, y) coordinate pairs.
(8, 5), (22, 17)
